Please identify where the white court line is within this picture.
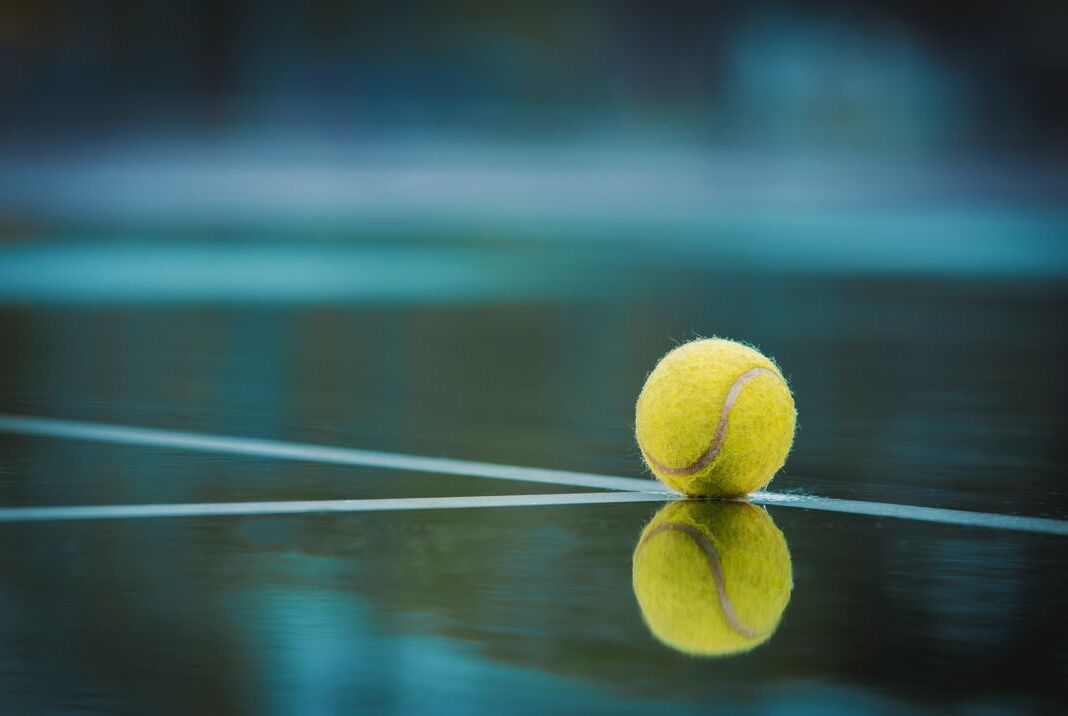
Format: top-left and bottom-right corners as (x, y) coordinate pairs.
(0, 414), (657, 493)
(0, 492), (671, 523)
(748, 492), (1068, 537)
(1, 414), (1067, 536)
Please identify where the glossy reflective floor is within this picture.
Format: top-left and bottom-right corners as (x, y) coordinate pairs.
(2, 226), (1067, 714)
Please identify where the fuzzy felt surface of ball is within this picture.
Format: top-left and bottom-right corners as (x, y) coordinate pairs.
(635, 337), (796, 497)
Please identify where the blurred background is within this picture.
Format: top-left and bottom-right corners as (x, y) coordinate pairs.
(2, 0), (1066, 499)
(3, 0), (1068, 239)
(3, 0), (1068, 147)
(1, 2), (1067, 714)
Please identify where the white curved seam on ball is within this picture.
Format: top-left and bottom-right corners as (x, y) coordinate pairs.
(641, 521), (761, 639)
(641, 367), (782, 478)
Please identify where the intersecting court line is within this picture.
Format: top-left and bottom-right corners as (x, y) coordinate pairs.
(0, 414), (652, 492)
(2, 413), (1067, 536)
(0, 491), (669, 523)
(748, 491), (1068, 536)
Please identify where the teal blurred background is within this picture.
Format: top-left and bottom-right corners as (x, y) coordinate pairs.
(2, 1), (1067, 273)
(3, 1), (1068, 150)
(2, 1), (1067, 281)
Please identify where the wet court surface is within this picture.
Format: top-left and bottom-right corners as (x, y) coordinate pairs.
(1, 234), (1067, 714)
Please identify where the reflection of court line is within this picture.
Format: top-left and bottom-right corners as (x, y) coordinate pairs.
(0, 492), (669, 523)
(1, 414), (1066, 535)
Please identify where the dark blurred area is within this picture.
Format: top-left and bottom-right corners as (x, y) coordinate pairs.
(2, 0), (1067, 261)
(2, 0), (1067, 153)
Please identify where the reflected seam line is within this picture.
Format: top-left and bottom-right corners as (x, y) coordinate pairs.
(640, 521), (759, 638)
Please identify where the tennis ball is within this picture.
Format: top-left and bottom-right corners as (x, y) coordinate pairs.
(635, 337), (796, 497)
(632, 500), (793, 657)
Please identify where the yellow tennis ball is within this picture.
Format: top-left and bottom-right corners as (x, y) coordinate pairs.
(635, 337), (796, 497)
(632, 500), (793, 657)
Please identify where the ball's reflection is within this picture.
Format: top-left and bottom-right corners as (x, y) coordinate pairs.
(632, 500), (793, 657)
